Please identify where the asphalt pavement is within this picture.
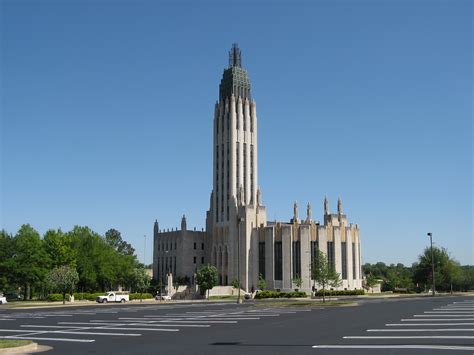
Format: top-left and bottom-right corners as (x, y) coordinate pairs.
(0, 296), (473, 354)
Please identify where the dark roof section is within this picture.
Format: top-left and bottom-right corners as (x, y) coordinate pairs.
(219, 44), (251, 101)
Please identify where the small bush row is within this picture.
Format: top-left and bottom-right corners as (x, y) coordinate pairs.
(129, 293), (153, 300)
(314, 289), (364, 296)
(255, 291), (307, 299)
(47, 292), (154, 302)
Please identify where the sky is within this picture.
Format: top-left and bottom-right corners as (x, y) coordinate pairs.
(1, 0), (472, 266)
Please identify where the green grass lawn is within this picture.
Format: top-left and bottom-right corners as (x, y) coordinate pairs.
(0, 340), (32, 349)
(208, 295), (239, 300)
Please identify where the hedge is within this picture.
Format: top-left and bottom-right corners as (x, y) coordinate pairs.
(314, 289), (365, 297)
(255, 291), (307, 299)
(129, 293), (153, 300)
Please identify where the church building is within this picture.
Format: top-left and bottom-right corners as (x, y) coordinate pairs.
(153, 44), (363, 293)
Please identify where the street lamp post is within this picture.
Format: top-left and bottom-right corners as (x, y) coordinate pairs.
(427, 232), (435, 297)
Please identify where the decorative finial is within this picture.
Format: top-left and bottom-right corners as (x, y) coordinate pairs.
(293, 201), (298, 222)
(307, 203), (312, 222)
(337, 197), (343, 215)
(324, 196), (329, 215)
(181, 215), (187, 231)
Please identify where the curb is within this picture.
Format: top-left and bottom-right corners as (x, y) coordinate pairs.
(0, 342), (37, 354)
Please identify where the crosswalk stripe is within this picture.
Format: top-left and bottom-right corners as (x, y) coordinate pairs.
(0, 336), (95, 343)
(367, 328), (474, 332)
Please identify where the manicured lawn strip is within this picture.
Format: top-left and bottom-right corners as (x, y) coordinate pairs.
(0, 340), (32, 349)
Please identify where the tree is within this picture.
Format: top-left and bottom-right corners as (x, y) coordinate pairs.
(364, 274), (379, 293)
(312, 250), (342, 302)
(292, 275), (303, 291)
(43, 229), (76, 268)
(413, 246), (461, 292)
(258, 274), (266, 291)
(105, 229), (135, 256)
(46, 266), (79, 304)
(196, 265), (218, 299)
(131, 268), (151, 302)
(231, 278), (240, 289)
(12, 225), (48, 299)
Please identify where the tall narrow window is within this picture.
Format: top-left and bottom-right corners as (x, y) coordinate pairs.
(250, 145), (254, 202)
(236, 143), (240, 191)
(274, 242), (282, 281)
(353, 243), (357, 280)
(327, 241), (335, 271)
(310, 241), (319, 275)
(292, 241), (301, 278)
(341, 242), (347, 279)
(243, 143), (247, 202)
(258, 242), (265, 278)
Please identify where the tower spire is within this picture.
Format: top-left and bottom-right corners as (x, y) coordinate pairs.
(229, 43), (242, 68)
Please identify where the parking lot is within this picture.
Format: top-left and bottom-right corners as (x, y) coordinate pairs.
(0, 296), (473, 354)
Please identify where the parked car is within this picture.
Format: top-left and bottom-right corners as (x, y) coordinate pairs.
(155, 293), (171, 301)
(4, 292), (22, 302)
(96, 291), (129, 303)
(0, 294), (7, 305)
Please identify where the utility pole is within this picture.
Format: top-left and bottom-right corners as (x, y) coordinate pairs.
(144, 235), (147, 267)
(427, 232), (435, 297)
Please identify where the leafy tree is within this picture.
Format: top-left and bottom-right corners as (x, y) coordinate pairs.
(196, 265), (218, 299)
(131, 268), (151, 302)
(46, 266), (79, 304)
(12, 225), (48, 299)
(43, 229), (76, 268)
(292, 275), (303, 290)
(105, 229), (135, 256)
(413, 246), (462, 292)
(0, 230), (14, 292)
(231, 278), (240, 289)
(312, 250), (342, 302)
(364, 274), (379, 293)
(258, 274), (266, 291)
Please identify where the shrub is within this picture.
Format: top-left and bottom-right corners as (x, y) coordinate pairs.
(47, 293), (64, 302)
(129, 293), (153, 300)
(255, 291), (307, 299)
(314, 289), (365, 297)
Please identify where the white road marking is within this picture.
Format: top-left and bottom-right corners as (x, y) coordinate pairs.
(367, 328), (474, 332)
(344, 336), (474, 339)
(0, 329), (141, 336)
(402, 318), (474, 321)
(0, 336), (95, 343)
(119, 316), (260, 320)
(312, 345), (474, 351)
(387, 323), (474, 326)
(425, 311), (474, 314)
(415, 314), (474, 317)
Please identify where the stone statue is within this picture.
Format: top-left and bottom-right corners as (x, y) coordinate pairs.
(257, 187), (262, 206)
(324, 196), (329, 215)
(307, 203), (312, 222)
(338, 197), (343, 215)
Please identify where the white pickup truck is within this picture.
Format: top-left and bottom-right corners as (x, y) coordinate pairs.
(96, 291), (129, 303)
(0, 295), (7, 305)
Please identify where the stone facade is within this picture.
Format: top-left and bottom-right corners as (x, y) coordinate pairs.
(153, 44), (363, 293)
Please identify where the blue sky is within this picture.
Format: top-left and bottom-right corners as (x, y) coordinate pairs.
(1, 0), (472, 266)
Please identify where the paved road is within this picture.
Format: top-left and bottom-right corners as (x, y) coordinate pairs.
(0, 296), (473, 354)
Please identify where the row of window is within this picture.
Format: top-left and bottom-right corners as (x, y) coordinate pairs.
(193, 256), (205, 264)
(257, 241), (359, 281)
(157, 241), (177, 252)
(193, 242), (204, 250)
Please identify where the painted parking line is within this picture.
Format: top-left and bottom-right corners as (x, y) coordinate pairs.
(0, 335), (95, 343)
(402, 318), (474, 321)
(387, 323), (474, 326)
(415, 314), (474, 317)
(85, 319), (238, 324)
(0, 329), (142, 336)
(312, 345), (474, 351)
(367, 328), (474, 332)
(343, 336), (474, 339)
